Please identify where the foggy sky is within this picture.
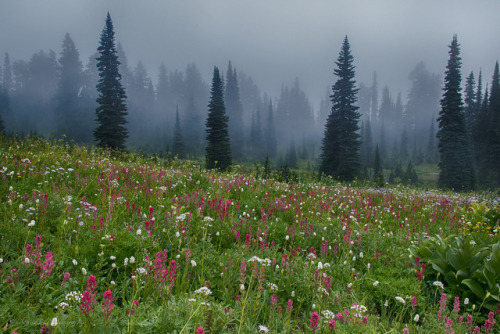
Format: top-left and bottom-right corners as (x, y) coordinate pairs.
(1, 0), (500, 109)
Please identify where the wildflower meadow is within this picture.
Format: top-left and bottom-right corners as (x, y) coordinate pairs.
(0, 137), (499, 333)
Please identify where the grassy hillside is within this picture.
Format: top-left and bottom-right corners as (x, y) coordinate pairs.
(0, 137), (499, 333)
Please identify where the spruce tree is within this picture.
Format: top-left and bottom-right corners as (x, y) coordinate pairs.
(225, 61), (245, 158)
(373, 144), (384, 186)
(437, 35), (475, 190)
(172, 107), (186, 159)
(55, 33), (93, 142)
(264, 100), (277, 157)
(487, 62), (500, 186)
(205, 67), (231, 170)
(319, 36), (360, 181)
(94, 13), (128, 150)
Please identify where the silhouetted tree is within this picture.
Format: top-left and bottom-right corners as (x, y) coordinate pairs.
(487, 62), (500, 186)
(94, 13), (128, 150)
(172, 106), (185, 159)
(319, 36), (360, 181)
(437, 35), (475, 190)
(264, 100), (277, 157)
(225, 61), (245, 158)
(373, 144), (384, 186)
(54, 33), (93, 142)
(205, 67), (231, 170)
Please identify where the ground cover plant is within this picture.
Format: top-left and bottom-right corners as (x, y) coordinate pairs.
(0, 137), (499, 333)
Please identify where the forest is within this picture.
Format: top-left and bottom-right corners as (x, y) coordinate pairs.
(0, 14), (499, 190)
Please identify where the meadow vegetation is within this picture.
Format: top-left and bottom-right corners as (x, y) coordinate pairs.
(0, 137), (499, 333)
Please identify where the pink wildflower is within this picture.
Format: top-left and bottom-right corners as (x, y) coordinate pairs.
(411, 295), (417, 308)
(437, 293), (447, 320)
(287, 299), (293, 313)
(444, 317), (454, 334)
(62, 272), (70, 285)
(86, 275), (97, 292)
(403, 328), (409, 334)
(40, 323), (51, 334)
(328, 319), (336, 331)
(453, 296), (460, 315)
(270, 294), (277, 307)
(472, 327), (480, 334)
(101, 290), (114, 320)
(196, 327), (205, 334)
(309, 312), (320, 332)
(80, 290), (96, 314)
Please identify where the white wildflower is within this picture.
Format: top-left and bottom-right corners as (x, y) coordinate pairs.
(51, 317), (58, 327)
(195, 287), (212, 296)
(110, 281), (115, 285)
(110, 256), (116, 260)
(136, 229), (142, 236)
(395, 296), (405, 304)
(291, 291), (295, 297)
(72, 259), (78, 265)
(175, 231), (180, 238)
(81, 268), (87, 275)
(129, 256), (135, 264)
(464, 298), (469, 305)
(414, 314), (420, 322)
(259, 325), (269, 333)
(124, 258), (129, 266)
(28, 221), (35, 227)
(373, 280), (379, 287)
(191, 260), (197, 267)
(25, 257), (30, 264)
(240, 284), (245, 291)
(317, 262), (323, 270)
(433, 281), (444, 289)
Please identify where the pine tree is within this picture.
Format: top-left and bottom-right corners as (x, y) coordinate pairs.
(264, 100), (277, 157)
(319, 36), (361, 181)
(437, 35), (475, 190)
(487, 62), (500, 186)
(464, 71), (476, 127)
(426, 117), (438, 163)
(55, 33), (93, 142)
(172, 106), (186, 159)
(205, 67), (231, 170)
(94, 13), (128, 150)
(225, 61), (245, 158)
(373, 144), (384, 186)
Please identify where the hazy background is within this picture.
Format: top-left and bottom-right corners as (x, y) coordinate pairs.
(1, 0), (499, 105)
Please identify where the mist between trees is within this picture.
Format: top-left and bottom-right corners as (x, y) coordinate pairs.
(0, 16), (499, 190)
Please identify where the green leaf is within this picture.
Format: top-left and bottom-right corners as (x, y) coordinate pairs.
(462, 279), (485, 300)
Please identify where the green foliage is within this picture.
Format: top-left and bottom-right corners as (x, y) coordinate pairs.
(411, 234), (500, 314)
(319, 36), (361, 181)
(205, 67), (231, 171)
(94, 13), (128, 151)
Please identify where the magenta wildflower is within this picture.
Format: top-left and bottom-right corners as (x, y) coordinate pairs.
(309, 311), (320, 332)
(86, 275), (97, 292)
(328, 319), (336, 331)
(437, 293), (447, 320)
(101, 290), (114, 320)
(453, 296), (460, 315)
(270, 294), (277, 307)
(444, 317), (454, 334)
(325, 276), (332, 293)
(80, 290), (96, 314)
(472, 326), (480, 334)
(411, 295), (417, 309)
(40, 251), (54, 278)
(403, 328), (409, 334)
(196, 327), (205, 334)
(484, 312), (495, 333)
(466, 315), (474, 332)
(62, 272), (70, 285)
(40, 323), (51, 334)
(287, 299), (293, 313)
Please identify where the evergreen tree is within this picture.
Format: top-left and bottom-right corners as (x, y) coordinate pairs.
(373, 144), (384, 186)
(437, 35), (475, 190)
(363, 119), (373, 168)
(172, 106), (186, 159)
(94, 13), (128, 150)
(264, 100), (277, 157)
(371, 72), (378, 120)
(3, 54), (12, 94)
(464, 71), (476, 127)
(487, 62), (500, 185)
(426, 117), (438, 163)
(54, 33), (93, 142)
(475, 89), (490, 182)
(404, 160), (418, 185)
(399, 128), (409, 161)
(205, 67), (231, 170)
(225, 61), (245, 158)
(286, 139), (297, 168)
(319, 36), (360, 181)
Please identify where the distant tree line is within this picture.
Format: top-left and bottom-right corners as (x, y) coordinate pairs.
(0, 15), (499, 189)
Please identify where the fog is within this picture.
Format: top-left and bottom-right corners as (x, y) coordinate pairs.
(2, 0), (499, 101)
(0, 0), (499, 170)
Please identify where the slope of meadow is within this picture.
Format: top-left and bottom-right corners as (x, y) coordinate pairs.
(0, 137), (499, 333)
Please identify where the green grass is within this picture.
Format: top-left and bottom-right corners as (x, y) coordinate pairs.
(0, 137), (498, 333)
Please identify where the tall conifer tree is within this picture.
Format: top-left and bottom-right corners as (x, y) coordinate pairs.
(487, 62), (500, 185)
(319, 36), (360, 180)
(205, 67), (231, 170)
(94, 13), (128, 150)
(172, 106), (186, 159)
(437, 35), (475, 190)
